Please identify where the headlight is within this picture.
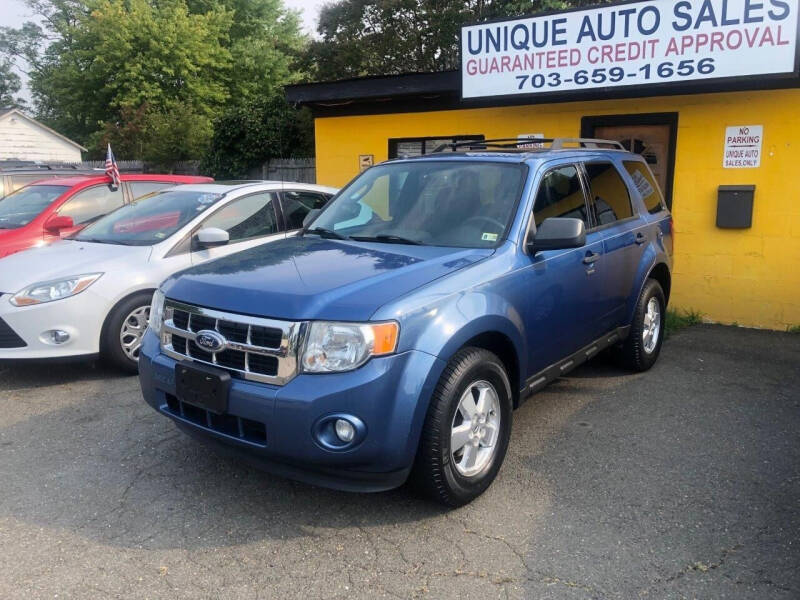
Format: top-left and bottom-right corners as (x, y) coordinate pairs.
(148, 289), (166, 335)
(10, 273), (103, 307)
(301, 321), (399, 373)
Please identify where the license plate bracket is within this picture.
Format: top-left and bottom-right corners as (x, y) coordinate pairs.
(175, 361), (231, 414)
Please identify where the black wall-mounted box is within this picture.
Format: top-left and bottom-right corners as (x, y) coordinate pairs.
(717, 185), (755, 229)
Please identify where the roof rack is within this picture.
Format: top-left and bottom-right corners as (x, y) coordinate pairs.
(431, 137), (626, 153)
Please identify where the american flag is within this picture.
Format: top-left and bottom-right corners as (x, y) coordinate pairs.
(105, 143), (121, 188)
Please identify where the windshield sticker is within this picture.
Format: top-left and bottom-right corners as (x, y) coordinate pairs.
(630, 169), (655, 199)
(481, 232), (498, 242)
(154, 232), (166, 239)
(197, 194), (218, 205)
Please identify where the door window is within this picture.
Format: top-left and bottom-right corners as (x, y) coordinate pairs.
(58, 184), (124, 225)
(129, 181), (175, 201)
(583, 162), (634, 226)
(532, 165), (589, 227)
(282, 191), (330, 230)
(200, 192), (278, 243)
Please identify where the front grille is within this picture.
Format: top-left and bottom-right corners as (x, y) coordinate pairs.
(0, 317), (26, 348)
(160, 300), (305, 385)
(163, 393), (267, 446)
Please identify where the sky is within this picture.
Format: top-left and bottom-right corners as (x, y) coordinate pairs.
(0, 0), (327, 103)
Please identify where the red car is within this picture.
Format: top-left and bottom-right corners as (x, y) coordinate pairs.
(0, 174), (213, 258)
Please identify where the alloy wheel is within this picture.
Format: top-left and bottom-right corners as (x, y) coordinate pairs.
(450, 380), (501, 478)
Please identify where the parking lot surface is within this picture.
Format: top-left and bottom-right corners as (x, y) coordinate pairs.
(1, 324), (798, 599)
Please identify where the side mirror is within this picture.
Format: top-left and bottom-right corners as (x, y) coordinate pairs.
(194, 227), (229, 249)
(528, 217), (586, 253)
(302, 209), (321, 229)
(44, 215), (75, 234)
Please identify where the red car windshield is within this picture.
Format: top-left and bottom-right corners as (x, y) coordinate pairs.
(0, 185), (69, 229)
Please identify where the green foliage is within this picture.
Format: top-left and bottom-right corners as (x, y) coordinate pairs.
(304, 0), (614, 80)
(0, 0), (306, 162)
(201, 94), (314, 179)
(786, 325), (800, 334)
(665, 308), (703, 337)
(0, 58), (26, 108)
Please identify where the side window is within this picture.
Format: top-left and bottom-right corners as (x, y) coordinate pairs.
(10, 175), (50, 192)
(129, 181), (174, 201)
(623, 161), (666, 215)
(281, 191), (330, 230)
(532, 165), (589, 227)
(58, 185), (124, 225)
(200, 192), (278, 243)
(583, 162), (634, 226)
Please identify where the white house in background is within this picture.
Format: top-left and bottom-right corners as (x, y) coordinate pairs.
(0, 108), (86, 163)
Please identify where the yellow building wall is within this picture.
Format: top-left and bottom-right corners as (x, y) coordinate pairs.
(314, 89), (800, 331)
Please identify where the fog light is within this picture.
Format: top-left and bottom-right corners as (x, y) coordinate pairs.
(334, 418), (355, 443)
(44, 330), (70, 344)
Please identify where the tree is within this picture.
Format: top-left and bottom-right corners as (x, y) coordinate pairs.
(0, 0), (307, 160)
(0, 58), (26, 108)
(201, 94), (314, 179)
(304, 0), (613, 81)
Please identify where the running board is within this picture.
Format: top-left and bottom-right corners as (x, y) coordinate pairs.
(520, 326), (630, 403)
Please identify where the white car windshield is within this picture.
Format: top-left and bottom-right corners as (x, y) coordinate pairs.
(308, 161), (526, 248)
(0, 185), (69, 229)
(74, 190), (224, 245)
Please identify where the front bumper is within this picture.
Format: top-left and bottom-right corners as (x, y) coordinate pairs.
(0, 291), (107, 359)
(138, 329), (446, 492)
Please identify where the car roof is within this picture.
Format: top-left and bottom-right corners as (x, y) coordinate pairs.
(165, 181), (339, 194)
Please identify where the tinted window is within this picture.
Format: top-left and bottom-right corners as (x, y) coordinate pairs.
(0, 185), (69, 229)
(75, 190), (224, 246)
(624, 161), (665, 215)
(533, 165), (588, 227)
(312, 161), (525, 248)
(129, 181), (174, 201)
(201, 192), (278, 243)
(584, 162), (633, 226)
(282, 191), (329, 230)
(58, 184), (124, 225)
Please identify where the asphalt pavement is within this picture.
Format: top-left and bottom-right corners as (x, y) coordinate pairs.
(0, 324), (798, 599)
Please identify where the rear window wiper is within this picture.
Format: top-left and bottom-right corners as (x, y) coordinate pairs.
(350, 234), (422, 245)
(305, 227), (348, 240)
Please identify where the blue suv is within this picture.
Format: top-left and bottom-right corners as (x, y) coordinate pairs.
(140, 138), (673, 506)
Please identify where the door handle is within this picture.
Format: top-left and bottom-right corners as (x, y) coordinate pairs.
(583, 252), (600, 264)
(635, 233), (647, 245)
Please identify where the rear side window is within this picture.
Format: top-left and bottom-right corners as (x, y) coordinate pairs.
(58, 184), (124, 225)
(583, 162), (634, 226)
(282, 191), (330, 230)
(623, 161), (665, 215)
(533, 165), (589, 227)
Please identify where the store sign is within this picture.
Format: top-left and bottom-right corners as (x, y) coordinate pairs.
(723, 125), (763, 168)
(461, 0), (799, 99)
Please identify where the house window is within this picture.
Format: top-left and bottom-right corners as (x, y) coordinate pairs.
(388, 135), (485, 159)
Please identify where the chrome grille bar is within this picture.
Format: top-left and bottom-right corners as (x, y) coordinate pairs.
(160, 299), (305, 385)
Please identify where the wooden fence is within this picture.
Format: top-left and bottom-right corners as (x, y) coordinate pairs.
(77, 158), (316, 182)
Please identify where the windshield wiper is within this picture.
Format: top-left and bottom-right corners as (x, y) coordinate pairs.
(350, 234), (422, 245)
(305, 227), (348, 240)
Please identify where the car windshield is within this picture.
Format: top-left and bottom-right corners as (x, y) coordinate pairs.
(0, 185), (69, 229)
(73, 190), (224, 245)
(309, 161), (526, 248)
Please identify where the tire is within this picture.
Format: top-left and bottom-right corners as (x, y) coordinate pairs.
(101, 291), (154, 374)
(412, 347), (513, 507)
(616, 278), (666, 372)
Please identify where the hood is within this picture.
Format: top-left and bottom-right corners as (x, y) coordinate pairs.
(163, 236), (492, 321)
(0, 240), (151, 294)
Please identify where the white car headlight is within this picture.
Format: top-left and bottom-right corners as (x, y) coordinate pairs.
(301, 321), (399, 373)
(148, 289), (166, 335)
(10, 273), (103, 307)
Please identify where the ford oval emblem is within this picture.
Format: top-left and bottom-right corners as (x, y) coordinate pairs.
(195, 330), (226, 352)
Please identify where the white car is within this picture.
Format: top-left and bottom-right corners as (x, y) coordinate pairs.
(0, 181), (337, 371)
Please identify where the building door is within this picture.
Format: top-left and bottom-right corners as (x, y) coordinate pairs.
(582, 113), (678, 208)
